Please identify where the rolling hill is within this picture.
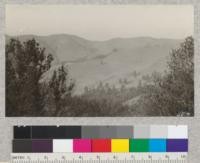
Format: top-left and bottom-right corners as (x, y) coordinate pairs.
(6, 34), (182, 94)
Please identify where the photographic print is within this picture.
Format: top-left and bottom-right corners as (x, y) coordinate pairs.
(5, 5), (194, 117)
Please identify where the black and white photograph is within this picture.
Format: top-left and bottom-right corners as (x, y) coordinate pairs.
(5, 5), (194, 117)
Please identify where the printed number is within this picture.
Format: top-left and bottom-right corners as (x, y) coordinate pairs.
(165, 155), (169, 159)
(113, 155), (118, 159)
(181, 155), (186, 159)
(62, 156), (66, 160)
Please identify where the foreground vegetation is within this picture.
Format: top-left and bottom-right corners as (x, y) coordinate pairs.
(6, 37), (194, 116)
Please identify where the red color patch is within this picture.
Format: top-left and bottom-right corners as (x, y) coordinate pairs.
(92, 139), (111, 152)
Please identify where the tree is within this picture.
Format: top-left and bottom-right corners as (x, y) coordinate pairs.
(6, 38), (53, 116)
(6, 54), (18, 115)
(140, 37), (194, 116)
(49, 65), (75, 116)
(165, 36), (194, 115)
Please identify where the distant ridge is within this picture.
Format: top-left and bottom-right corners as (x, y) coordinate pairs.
(6, 34), (183, 93)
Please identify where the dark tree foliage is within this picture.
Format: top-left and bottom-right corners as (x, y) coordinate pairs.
(6, 55), (18, 115)
(49, 65), (75, 116)
(6, 39), (54, 116)
(139, 37), (194, 116)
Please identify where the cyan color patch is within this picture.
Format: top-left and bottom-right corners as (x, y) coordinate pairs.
(149, 139), (166, 152)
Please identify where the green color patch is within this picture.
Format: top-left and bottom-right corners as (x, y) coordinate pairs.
(129, 139), (149, 152)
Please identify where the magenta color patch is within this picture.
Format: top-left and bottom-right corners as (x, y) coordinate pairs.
(73, 139), (91, 152)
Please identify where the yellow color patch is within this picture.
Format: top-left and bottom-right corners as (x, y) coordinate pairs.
(111, 139), (129, 152)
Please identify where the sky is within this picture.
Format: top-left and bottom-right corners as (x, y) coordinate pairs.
(6, 5), (194, 41)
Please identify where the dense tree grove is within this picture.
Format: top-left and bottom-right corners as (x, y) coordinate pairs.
(6, 39), (74, 116)
(6, 37), (194, 116)
(138, 37), (194, 116)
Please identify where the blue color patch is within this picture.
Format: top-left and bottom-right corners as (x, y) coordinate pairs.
(149, 139), (166, 152)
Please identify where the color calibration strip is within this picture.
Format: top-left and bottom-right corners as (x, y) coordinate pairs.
(13, 125), (188, 153)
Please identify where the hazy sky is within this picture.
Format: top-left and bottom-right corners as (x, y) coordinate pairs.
(6, 5), (193, 41)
